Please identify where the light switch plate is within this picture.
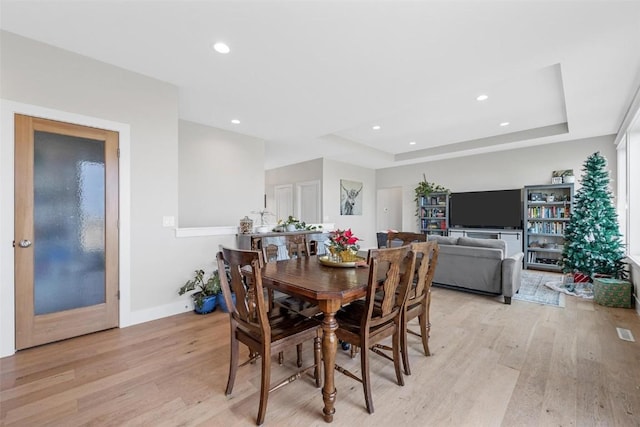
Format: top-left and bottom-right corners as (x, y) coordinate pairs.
(162, 216), (175, 227)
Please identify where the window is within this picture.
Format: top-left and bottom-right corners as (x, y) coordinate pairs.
(618, 105), (640, 265)
(628, 125), (640, 262)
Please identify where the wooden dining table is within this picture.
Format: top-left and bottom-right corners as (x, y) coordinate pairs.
(261, 255), (370, 423)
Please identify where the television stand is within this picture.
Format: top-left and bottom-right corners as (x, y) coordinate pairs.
(448, 228), (523, 258)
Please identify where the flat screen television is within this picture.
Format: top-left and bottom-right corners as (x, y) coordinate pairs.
(449, 189), (522, 229)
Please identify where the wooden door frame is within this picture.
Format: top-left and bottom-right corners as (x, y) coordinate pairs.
(0, 100), (132, 357)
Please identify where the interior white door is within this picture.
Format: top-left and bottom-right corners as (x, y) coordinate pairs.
(376, 187), (402, 231)
(297, 180), (320, 223)
(274, 184), (293, 222)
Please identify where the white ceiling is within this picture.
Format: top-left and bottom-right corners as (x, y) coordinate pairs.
(2, 0), (640, 170)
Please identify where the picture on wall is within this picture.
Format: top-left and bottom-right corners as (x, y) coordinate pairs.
(340, 179), (363, 215)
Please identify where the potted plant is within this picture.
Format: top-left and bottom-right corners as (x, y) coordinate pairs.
(178, 269), (221, 314)
(414, 173), (449, 202)
(215, 264), (236, 313)
(414, 173), (450, 221)
(280, 215), (305, 232)
(326, 228), (361, 262)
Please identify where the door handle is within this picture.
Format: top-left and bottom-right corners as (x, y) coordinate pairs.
(18, 239), (32, 248)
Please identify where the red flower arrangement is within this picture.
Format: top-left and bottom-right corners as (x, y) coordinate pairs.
(327, 228), (361, 253)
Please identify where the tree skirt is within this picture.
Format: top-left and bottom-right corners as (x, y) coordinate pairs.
(544, 280), (594, 300)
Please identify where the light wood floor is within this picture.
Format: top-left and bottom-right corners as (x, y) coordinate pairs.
(2, 286), (639, 426)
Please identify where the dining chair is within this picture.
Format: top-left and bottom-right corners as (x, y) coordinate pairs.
(261, 234), (310, 262)
(400, 240), (439, 375)
(386, 231), (426, 248)
(262, 235), (319, 318)
(334, 245), (417, 414)
(217, 247), (322, 426)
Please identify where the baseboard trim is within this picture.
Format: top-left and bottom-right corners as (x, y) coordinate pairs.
(122, 300), (193, 328)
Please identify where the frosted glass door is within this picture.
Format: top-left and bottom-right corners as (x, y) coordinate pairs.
(33, 131), (106, 314)
(14, 114), (119, 350)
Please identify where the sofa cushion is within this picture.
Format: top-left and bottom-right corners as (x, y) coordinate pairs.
(458, 236), (506, 253)
(433, 245), (503, 293)
(427, 235), (459, 246)
(437, 244), (504, 260)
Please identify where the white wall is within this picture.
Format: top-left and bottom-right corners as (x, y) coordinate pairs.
(0, 31), (264, 356)
(179, 120), (264, 227)
(323, 159), (377, 250)
(376, 135), (618, 232)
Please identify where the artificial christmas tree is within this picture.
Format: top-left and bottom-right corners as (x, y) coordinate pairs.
(561, 152), (626, 281)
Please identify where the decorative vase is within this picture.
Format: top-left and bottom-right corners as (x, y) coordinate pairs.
(339, 249), (359, 262)
(194, 294), (217, 314)
(255, 225), (270, 233)
(239, 216), (253, 234)
(327, 247), (358, 262)
(218, 293), (236, 313)
(286, 224), (297, 232)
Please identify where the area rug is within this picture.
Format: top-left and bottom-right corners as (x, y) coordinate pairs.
(514, 271), (566, 307)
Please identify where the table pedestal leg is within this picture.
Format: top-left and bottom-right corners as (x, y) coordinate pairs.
(319, 300), (340, 423)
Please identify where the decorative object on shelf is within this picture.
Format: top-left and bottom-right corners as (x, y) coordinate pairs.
(325, 228), (361, 262)
(561, 152), (626, 281)
(552, 169), (574, 184)
(277, 215), (306, 232)
(251, 209), (274, 233)
(340, 180), (363, 215)
(239, 216), (253, 234)
(178, 269), (221, 314)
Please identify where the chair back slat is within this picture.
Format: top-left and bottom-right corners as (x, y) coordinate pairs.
(386, 231), (426, 248)
(217, 247), (270, 337)
(262, 234), (310, 262)
(411, 241), (439, 299)
(364, 246), (416, 329)
(286, 234), (310, 259)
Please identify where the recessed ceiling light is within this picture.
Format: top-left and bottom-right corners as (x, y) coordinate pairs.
(476, 94), (489, 101)
(213, 42), (230, 54)
(231, 119), (240, 124)
(372, 125), (381, 130)
(409, 141), (416, 145)
(500, 122), (510, 127)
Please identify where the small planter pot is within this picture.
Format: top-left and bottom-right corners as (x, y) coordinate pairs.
(285, 224), (297, 232)
(194, 294), (217, 314)
(218, 293), (236, 313)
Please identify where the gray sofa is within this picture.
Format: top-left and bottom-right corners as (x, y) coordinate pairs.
(427, 235), (524, 304)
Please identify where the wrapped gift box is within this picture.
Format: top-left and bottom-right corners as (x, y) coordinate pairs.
(573, 272), (590, 283)
(593, 277), (633, 308)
